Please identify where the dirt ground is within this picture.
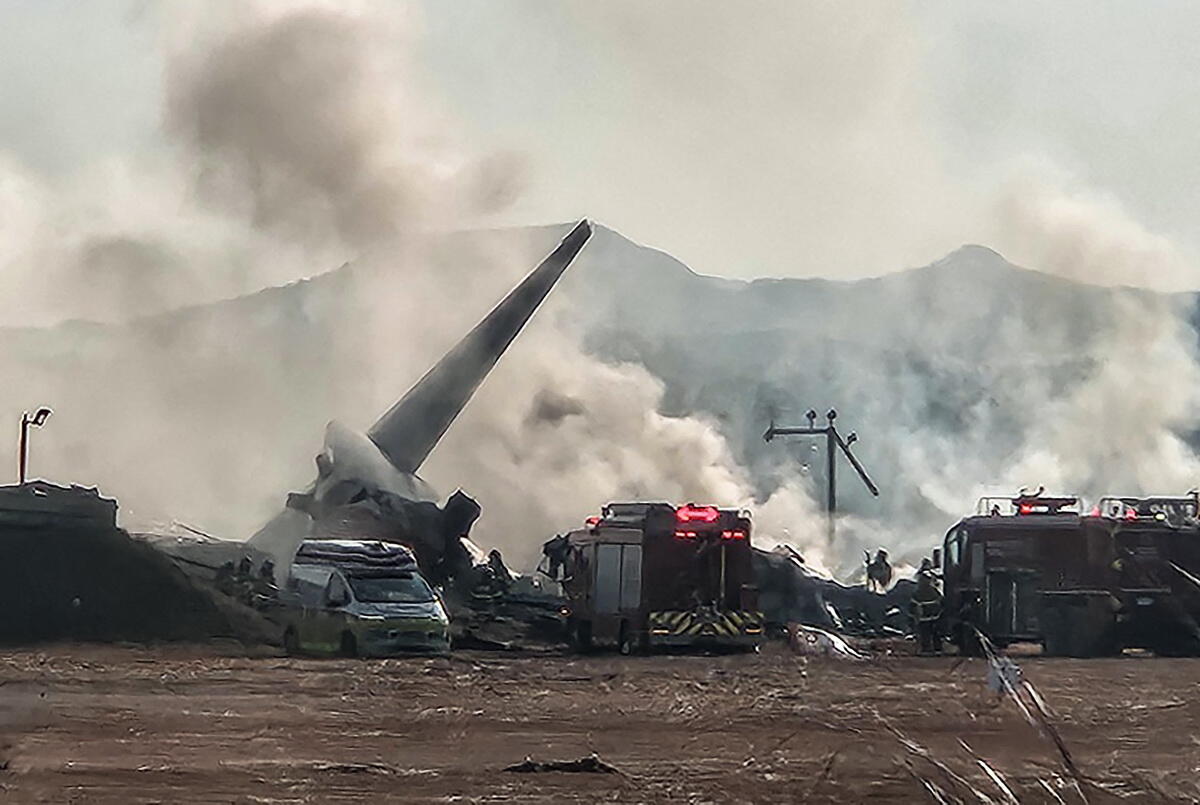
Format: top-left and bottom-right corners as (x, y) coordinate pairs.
(0, 642), (1197, 803)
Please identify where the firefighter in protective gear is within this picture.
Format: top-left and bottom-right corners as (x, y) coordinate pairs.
(866, 549), (893, 593)
(910, 558), (943, 655)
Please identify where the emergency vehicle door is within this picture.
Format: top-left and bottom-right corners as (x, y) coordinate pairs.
(620, 545), (642, 610)
(593, 544), (642, 614)
(595, 545), (622, 614)
(986, 570), (1039, 636)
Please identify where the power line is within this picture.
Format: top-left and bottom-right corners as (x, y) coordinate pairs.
(763, 408), (879, 543)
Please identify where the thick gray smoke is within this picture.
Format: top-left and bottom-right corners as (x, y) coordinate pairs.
(988, 173), (1200, 497)
(721, 182), (1200, 578)
(168, 8), (437, 251)
(2, 3), (1199, 583)
(0, 3), (820, 571)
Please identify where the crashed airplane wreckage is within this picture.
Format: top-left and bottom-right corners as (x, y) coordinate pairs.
(753, 545), (915, 637)
(150, 221), (592, 646)
(249, 220), (592, 579)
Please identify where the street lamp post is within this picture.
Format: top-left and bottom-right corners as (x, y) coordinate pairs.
(18, 407), (52, 485)
(763, 408), (878, 544)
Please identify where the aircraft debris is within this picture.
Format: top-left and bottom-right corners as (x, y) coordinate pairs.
(786, 623), (866, 661)
(974, 630), (1087, 800)
(754, 546), (916, 638)
(503, 753), (620, 774)
(248, 220), (593, 588)
(985, 657), (1022, 697)
(134, 222), (592, 649)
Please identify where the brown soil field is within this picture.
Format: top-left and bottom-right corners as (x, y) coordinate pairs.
(0, 643), (1196, 803)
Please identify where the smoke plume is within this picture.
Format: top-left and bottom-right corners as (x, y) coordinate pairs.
(0, 2), (823, 573)
(2, 3), (1199, 584)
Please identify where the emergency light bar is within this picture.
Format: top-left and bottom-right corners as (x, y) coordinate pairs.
(977, 494), (1079, 516)
(676, 504), (720, 523)
(673, 528), (745, 540)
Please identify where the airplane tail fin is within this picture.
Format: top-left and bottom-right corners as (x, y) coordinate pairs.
(367, 219), (592, 473)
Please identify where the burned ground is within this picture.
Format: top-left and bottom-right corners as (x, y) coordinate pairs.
(0, 644), (1195, 802)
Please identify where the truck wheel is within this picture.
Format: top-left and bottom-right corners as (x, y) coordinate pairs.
(569, 619), (593, 653)
(340, 632), (359, 658)
(1151, 631), (1200, 657)
(955, 626), (984, 657)
(618, 622), (637, 656)
(1041, 601), (1084, 657)
(283, 627), (300, 656)
(1043, 599), (1118, 658)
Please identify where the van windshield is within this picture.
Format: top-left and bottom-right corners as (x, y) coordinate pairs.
(348, 573), (435, 604)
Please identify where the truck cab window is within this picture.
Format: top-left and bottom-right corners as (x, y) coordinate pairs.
(946, 528), (965, 567)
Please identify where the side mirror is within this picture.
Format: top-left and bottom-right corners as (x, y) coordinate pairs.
(932, 549), (942, 570)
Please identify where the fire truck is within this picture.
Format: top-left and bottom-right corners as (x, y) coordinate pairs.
(940, 491), (1200, 657)
(557, 502), (764, 653)
(1042, 494), (1200, 657)
(939, 492), (1083, 654)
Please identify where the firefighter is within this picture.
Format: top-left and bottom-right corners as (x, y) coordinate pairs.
(910, 558), (943, 655)
(866, 549), (893, 593)
(486, 549), (513, 593)
(234, 556), (255, 606)
(251, 559), (278, 609)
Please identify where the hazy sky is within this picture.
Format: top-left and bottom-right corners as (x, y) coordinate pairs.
(3, 1), (1200, 286)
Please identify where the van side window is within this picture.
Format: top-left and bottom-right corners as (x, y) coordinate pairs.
(292, 565), (331, 587)
(325, 573), (350, 605)
(290, 564), (333, 606)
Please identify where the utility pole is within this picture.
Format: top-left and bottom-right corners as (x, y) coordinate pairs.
(763, 408), (879, 543)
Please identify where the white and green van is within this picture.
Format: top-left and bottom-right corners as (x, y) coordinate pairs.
(280, 540), (451, 657)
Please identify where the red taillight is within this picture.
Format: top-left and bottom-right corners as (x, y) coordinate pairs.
(1017, 504), (1033, 515)
(721, 530), (746, 540)
(674, 530), (698, 539)
(677, 504), (719, 523)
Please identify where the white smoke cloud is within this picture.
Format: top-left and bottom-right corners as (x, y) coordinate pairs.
(2, 1), (1199, 588)
(0, 1), (820, 571)
(848, 165), (1200, 574)
(991, 161), (1198, 291)
(993, 170), (1200, 498)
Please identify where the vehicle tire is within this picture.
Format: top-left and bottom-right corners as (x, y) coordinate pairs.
(618, 622), (637, 656)
(283, 627), (300, 657)
(1044, 596), (1120, 658)
(953, 622), (984, 657)
(1041, 599), (1083, 657)
(1151, 630), (1200, 657)
(569, 619), (593, 653)
(340, 631), (359, 659)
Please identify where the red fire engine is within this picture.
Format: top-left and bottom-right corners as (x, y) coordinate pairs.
(558, 502), (763, 653)
(939, 491), (1200, 656)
